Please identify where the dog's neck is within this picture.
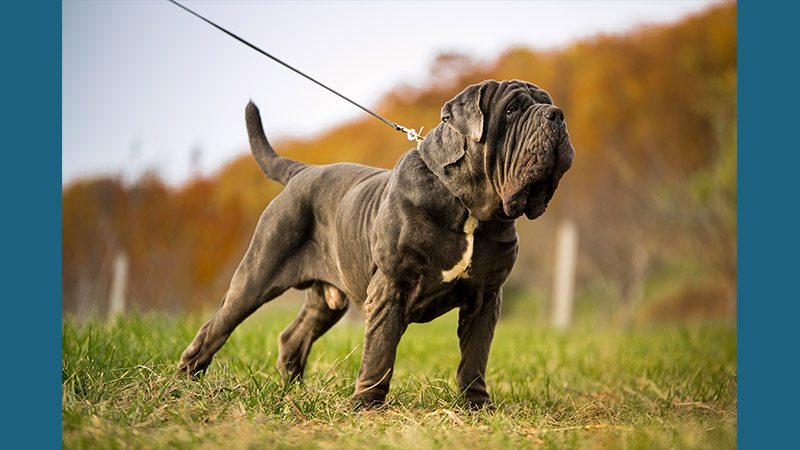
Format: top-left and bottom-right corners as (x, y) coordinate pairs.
(419, 123), (501, 222)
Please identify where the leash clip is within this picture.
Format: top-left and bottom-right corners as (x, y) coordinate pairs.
(405, 126), (425, 144)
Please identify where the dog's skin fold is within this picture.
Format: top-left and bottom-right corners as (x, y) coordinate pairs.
(178, 79), (575, 410)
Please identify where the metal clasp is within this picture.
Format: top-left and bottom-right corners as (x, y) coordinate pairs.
(405, 126), (425, 143)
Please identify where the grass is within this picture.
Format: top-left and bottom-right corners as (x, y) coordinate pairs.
(62, 300), (736, 449)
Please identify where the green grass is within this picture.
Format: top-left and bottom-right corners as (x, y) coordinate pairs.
(62, 301), (736, 449)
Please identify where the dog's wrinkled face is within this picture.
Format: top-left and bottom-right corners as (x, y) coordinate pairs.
(420, 79), (575, 221)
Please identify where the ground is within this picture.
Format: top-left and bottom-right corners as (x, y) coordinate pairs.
(62, 299), (736, 449)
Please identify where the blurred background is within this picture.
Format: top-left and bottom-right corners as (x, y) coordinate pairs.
(62, 0), (736, 328)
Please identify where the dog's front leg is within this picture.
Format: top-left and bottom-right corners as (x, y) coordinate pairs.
(456, 290), (502, 410)
(351, 272), (407, 410)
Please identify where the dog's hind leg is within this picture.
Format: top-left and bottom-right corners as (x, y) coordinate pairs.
(178, 194), (315, 376)
(277, 282), (349, 382)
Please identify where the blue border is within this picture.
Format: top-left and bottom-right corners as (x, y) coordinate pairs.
(738, 1), (797, 449)
(7, 0), (795, 448)
(2, 1), (61, 448)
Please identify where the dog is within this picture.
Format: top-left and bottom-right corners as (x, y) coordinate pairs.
(178, 79), (575, 410)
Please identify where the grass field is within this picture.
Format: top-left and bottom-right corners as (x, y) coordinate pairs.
(62, 300), (736, 449)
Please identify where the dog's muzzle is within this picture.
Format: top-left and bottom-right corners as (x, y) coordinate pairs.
(501, 105), (572, 220)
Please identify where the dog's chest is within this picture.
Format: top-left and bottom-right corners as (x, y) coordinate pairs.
(440, 216), (478, 282)
(404, 223), (518, 323)
(440, 216), (519, 281)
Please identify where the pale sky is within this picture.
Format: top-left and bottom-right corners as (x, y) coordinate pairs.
(62, 0), (724, 186)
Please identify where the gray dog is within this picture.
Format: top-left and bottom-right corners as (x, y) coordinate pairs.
(178, 79), (575, 410)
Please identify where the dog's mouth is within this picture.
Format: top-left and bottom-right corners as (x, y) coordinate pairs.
(499, 179), (552, 221)
(499, 142), (557, 220)
(498, 117), (572, 221)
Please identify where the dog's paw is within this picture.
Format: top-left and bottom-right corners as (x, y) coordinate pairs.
(349, 394), (386, 412)
(177, 347), (212, 379)
(176, 356), (207, 379)
(175, 365), (204, 380)
(465, 398), (497, 412)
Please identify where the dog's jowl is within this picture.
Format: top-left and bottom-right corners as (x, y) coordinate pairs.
(178, 79), (575, 410)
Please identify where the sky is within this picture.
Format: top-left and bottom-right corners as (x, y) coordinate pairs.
(62, 0), (724, 187)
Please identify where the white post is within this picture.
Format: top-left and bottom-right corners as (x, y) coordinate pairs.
(552, 220), (578, 329)
(109, 251), (129, 318)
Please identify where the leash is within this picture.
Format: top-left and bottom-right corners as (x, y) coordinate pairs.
(166, 0), (425, 143)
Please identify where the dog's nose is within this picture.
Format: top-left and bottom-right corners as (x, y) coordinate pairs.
(544, 106), (564, 122)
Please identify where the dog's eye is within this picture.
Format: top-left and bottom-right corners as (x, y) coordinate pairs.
(506, 104), (519, 116)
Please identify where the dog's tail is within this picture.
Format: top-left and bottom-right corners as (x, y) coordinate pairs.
(246, 101), (307, 185)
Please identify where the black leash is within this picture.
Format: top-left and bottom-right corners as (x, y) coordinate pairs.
(166, 0), (424, 142)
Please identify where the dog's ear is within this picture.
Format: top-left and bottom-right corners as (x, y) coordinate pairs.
(419, 120), (466, 168)
(441, 81), (489, 142)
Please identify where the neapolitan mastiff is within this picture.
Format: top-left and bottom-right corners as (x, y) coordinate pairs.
(178, 79), (575, 410)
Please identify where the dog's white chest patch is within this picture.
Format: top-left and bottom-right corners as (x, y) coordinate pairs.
(441, 216), (478, 283)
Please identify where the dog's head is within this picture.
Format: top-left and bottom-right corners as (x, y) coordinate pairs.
(420, 79), (574, 221)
